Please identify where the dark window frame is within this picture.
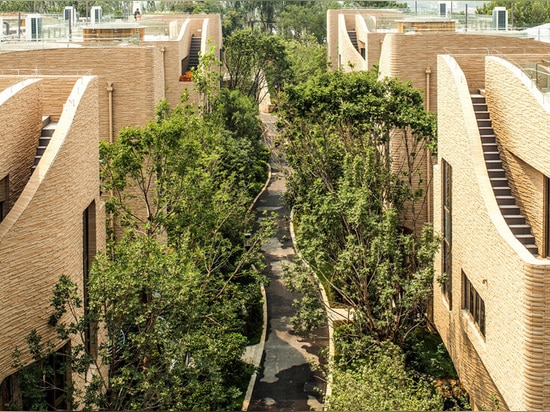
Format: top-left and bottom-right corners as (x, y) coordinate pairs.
(0, 175), (8, 223)
(442, 159), (452, 309)
(83, 201), (98, 359)
(462, 270), (486, 336)
(544, 176), (550, 258)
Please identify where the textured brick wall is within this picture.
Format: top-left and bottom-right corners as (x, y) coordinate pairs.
(485, 56), (550, 252)
(0, 75), (105, 383)
(365, 33), (385, 71)
(0, 79), (41, 215)
(434, 54), (513, 410)
(390, 128), (430, 236)
(0, 48), (161, 141)
(41, 77), (83, 122)
(149, 15), (222, 108)
(327, 9), (402, 71)
(435, 54), (550, 411)
(378, 33), (550, 113)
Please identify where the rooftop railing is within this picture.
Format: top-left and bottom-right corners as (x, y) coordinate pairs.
(493, 51), (550, 104)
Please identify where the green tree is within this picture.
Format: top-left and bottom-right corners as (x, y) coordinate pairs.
(328, 340), (444, 410)
(277, 2), (329, 43)
(11, 85), (272, 410)
(477, 0), (550, 27)
(223, 29), (291, 104)
(280, 69), (437, 346)
(283, 35), (329, 86)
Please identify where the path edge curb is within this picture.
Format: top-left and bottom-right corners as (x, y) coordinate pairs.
(288, 208), (334, 407)
(242, 161), (271, 411)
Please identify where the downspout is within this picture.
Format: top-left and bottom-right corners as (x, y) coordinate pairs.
(160, 47), (166, 95)
(425, 66), (431, 111)
(425, 66), (433, 223)
(106, 82), (114, 143)
(106, 82), (115, 240)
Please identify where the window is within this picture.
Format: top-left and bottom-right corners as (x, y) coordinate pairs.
(0, 176), (8, 223)
(442, 159), (452, 308)
(45, 344), (70, 410)
(544, 176), (550, 258)
(0, 343), (70, 410)
(462, 271), (486, 336)
(83, 201), (98, 358)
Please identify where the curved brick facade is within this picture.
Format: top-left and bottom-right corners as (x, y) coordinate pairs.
(0, 76), (106, 386)
(0, 13), (222, 408)
(435, 54), (550, 410)
(329, 9), (550, 409)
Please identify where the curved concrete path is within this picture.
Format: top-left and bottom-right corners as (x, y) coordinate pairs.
(246, 114), (328, 411)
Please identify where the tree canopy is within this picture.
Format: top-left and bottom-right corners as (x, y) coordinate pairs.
(328, 340), (443, 410)
(477, 0), (550, 27)
(12, 84), (272, 410)
(278, 68), (450, 410)
(279, 68), (437, 346)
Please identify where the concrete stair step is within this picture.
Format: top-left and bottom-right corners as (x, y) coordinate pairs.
(490, 176), (509, 187)
(477, 119), (492, 128)
(500, 204), (521, 214)
(503, 214), (526, 225)
(488, 169), (506, 178)
(484, 151), (500, 160)
(42, 122), (57, 137)
(36, 146), (48, 156)
(485, 159), (503, 168)
(481, 135), (496, 144)
(478, 126), (495, 136)
(509, 223), (534, 235)
(475, 110), (490, 120)
(42, 115), (51, 128)
(32, 118), (56, 174)
(493, 186), (512, 196)
(496, 195), (516, 206)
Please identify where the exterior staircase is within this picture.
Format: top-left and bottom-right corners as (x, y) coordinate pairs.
(188, 35), (201, 70)
(347, 30), (358, 51)
(471, 93), (538, 256)
(32, 116), (56, 173)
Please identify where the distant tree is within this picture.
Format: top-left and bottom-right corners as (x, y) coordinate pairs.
(283, 35), (329, 86)
(277, 2), (328, 43)
(341, 0), (408, 9)
(476, 0), (550, 27)
(223, 29), (291, 104)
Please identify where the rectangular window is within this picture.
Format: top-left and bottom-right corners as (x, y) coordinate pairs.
(0, 176), (8, 223)
(45, 343), (70, 410)
(544, 176), (550, 258)
(83, 201), (98, 359)
(442, 159), (452, 309)
(462, 271), (486, 336)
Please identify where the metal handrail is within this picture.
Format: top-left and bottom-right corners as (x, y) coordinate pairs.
(492, 50), (550, 95)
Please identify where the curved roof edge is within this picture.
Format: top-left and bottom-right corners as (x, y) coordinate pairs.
(0, 75), (96, 242)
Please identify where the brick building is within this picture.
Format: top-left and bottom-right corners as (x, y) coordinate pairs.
(328, 9), (550, 410)
(0, 13), (222, 409)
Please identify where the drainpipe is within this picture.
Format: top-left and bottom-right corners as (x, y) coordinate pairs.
(160, 46), (166, 95)
(425, 66), (431, 111)
(425, 66), (433, 224)
(106, 82), (116, 239)
(106, 82), (114, 143)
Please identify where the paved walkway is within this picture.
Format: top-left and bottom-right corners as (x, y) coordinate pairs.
(247, 114), (328, 411)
